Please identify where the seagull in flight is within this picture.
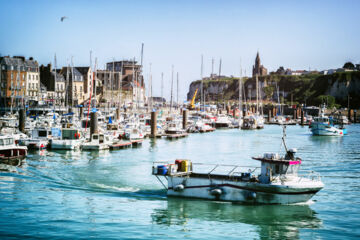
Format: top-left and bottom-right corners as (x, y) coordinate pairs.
(60, 16), (68, 22)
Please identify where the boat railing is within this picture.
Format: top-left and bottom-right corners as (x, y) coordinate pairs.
(298, 170), (321, 181)
(153, 161), (259, 177)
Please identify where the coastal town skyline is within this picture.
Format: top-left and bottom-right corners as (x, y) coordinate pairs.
(1, 0), (360, 100)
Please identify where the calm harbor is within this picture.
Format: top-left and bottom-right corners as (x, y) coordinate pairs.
(1, 125), (360, 239)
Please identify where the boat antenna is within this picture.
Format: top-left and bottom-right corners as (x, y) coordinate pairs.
(282, 125), (289, 153)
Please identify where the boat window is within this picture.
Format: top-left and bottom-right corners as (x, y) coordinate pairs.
(4, 138), (12, 145)
(0, 139), (3, 145)
(275, 164), (280, 174)
(92, 135), (98, 140)
(39, 131), (47, 137)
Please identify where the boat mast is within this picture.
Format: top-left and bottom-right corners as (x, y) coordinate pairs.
(71, 56), (74, 108)
(118, 60), (122, 109)
(256, 74), (259, 114)
(139, 43), (144, 109)
(132, 57), (135, 110)
(111, 59), (114, 109)
(161, 72), (164, 105)
(239, 61), (242, 124)
(54, 53), (57, 113)
(200, 55), (203, 112)
(176, 72), (179, 110)
(94, 58), (97, 108)
(65, 60), (69, 108)
(170, 65), (174, 112)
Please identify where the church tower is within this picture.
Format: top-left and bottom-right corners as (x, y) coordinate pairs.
(252, 52), (267, 76)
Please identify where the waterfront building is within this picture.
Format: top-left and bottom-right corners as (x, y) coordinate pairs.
(76, 67), (93, 102)
(252, 52), (268, 77)
(96, 60), (145, 107)
(60, 67), (85, 106)
(40, 64), (65, 105)
(0, 56), (28, 109)
(24, 58), (40, 102)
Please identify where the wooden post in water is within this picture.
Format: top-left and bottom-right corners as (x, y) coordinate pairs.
(19, 108), (25, 133)
(233, 108), (236, 118)
(79, 107), (83, 120)
(150, 111), (157, 138)
(293, 108), (296, 120)
(267, 108), (271, 122)
(90, 111), (98, 137)
(183, 109), (188, 130)
(226, 105), (230, 115)
(301, 108), (304, 125)
(116, 108), (120, 121)
(354, 110), (357, 123)
(348, 109), (351, 123)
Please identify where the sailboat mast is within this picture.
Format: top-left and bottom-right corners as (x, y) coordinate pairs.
(132, 58), (135, 110)
(200, 55), (203, 112)
(170, 65), (174, 112)
(54, 54), (57, 112)
(256, 74), (259, 114)
(118, 61), (122, 109)
(176, 72), (179, 109)
(71, 57), (74, 108)
(94, 58), (97, 108)
(161, 72), (164, 103)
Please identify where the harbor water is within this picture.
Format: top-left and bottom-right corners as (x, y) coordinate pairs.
(1, 125), (360, 239)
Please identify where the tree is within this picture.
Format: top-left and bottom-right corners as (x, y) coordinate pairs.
(343, 62), (355, 69)
(314, 95), (337, 108)
(263, 86), (275, 101)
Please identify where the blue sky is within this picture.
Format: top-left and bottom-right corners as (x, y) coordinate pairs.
(1, 0), (359, 100)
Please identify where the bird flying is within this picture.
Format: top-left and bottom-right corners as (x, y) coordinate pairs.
(60, 16), (68, 22)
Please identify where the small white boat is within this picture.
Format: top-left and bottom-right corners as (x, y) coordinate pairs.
(19, 127), (51, 149)
(215, 114), (231, 128)
(81, 133), (112, 151)
(153, 127), (323, 204)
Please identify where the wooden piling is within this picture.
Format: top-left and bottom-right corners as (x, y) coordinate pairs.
(267, 109), (271, 122)
(116, 108), (120, 120)
(233, 108), (236, 118)
(354, 110), (357, 123)
(293, 108), (296, 120)
(19, 108), (25, 133)
(183, 109), (188, 130)
(90, 112), (98, 137)
(226, 105), (230, 115)
(150, 111), (157, 138)
(79, 107), (83, 120)
(301, 108), (304, 125)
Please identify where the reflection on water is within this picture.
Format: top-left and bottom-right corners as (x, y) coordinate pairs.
(152, 198), (321, 240)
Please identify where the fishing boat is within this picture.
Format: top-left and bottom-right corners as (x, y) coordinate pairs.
(0, 135), (27, 164)
(310, 116), (345, 136)
(152, 127), (324, 204)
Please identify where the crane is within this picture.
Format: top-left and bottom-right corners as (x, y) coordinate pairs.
(188, 88), (198, 110)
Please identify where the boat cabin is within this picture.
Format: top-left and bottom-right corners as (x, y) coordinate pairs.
(31, 127), (51, 139)
(90, 134), (110, 144)
(253, 149), (301, 184)
(0, 137), (15, 147)
(61, 129), (81, 140)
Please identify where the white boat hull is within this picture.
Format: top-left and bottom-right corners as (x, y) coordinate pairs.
(166, 176), (323, 204)
(51, 139), (82, 150)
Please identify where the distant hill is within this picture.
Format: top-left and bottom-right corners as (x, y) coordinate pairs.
(187, 71), (360, 108)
